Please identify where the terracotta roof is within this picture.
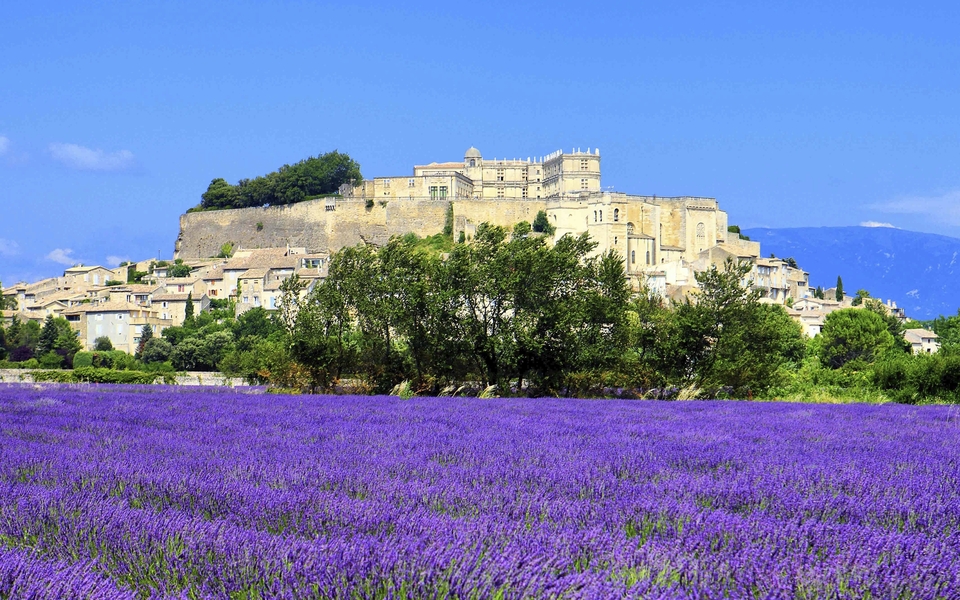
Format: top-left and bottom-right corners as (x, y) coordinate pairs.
(224, 248), (297, 270)
(109, 284), (164, 294)
(904, 328), (938, 340)
(239, 268), (270, 279)
(152, 293), (193, 302)
(62, 301), (156, 315)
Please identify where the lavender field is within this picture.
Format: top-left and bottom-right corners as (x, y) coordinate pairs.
(0, 385), (958, 599)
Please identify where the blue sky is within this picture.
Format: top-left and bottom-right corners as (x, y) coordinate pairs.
(2, 1), (959, 285)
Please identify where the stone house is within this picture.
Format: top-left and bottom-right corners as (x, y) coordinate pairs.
(62, 302), (173, 354)
(904, 329), (940, 354)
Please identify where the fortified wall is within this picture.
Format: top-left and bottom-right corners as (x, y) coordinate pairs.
(175, 198), (451, 259)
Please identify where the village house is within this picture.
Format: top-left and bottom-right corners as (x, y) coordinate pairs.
(904, 329), (940, 354)
(61, 301), (173, 354)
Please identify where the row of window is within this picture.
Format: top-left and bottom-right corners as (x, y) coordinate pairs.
(593, 208), (621, 223)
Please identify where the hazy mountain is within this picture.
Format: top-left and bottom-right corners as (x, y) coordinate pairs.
(742, 226), (960, 320)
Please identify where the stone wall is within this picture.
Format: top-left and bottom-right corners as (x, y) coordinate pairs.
(176, 198), (452, 259)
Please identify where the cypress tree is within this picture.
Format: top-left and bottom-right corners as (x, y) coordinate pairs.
(836, 276), (844, 302)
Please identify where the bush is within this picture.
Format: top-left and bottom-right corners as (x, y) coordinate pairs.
(93, 336), (114, 351)
(73, 350), (135, 370)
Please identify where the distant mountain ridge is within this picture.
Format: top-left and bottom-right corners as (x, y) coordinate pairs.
(742, 226), (960, 320)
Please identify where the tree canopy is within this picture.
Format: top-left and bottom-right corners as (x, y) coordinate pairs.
(195, 151), (363, 211)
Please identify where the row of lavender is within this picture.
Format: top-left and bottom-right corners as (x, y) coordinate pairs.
(1, 384), (958, 598)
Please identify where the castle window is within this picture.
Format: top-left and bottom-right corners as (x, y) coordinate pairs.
(613, 208), (619, 222)
(696, 222), (706, 249)
(383, 179), (391, 187)
(646, 251), (651, 264)
(599, 210), (603, 222)
(631, 251), (635, 264)
(429, 186), (438, 199)
(497, 168), (505, 182)
(594, 211), (597, 222)
(580, 159), (589, 171)
(581, 178), (588, 190)
(469, 159), (476, 167)
(522, 188), (528, 199)
(439, 186), (448, 199)
(497, 188), (505, 198)
(408, 178), (416, 187)
(615, 237), (618, 245)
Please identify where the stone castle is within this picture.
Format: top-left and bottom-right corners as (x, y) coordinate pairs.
(175, 146), (793, 299)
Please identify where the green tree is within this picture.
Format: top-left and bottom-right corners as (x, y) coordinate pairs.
(819, 308), (895, 369)
(851, 288), (870, 307)
(683, 259), (805, 396)
(141, 338), (173, 364)
(197, 151), (363, 211)
(863, 298), (911, 354)
(281, 274), (353, 393)
(814, 286), (824, 299)
(36, 315), (59, 357)
(93, 336), (114, 351)
(836, 276), (844, 301)
(532, 210), (556, 235)
(169, 259), (192, 278)
(135, 324), (153, 359)
(184, 292), (195, 324)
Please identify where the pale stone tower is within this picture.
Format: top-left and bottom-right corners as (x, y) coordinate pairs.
(464, 147), (482, 187)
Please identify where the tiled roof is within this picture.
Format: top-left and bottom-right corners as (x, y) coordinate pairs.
(152, 293), (193, 302)
(238, 268), (270, 279)
(62, 301), (155, 315)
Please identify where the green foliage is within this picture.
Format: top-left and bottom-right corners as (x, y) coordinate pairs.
(532, 210), (556, 235)
(443, 202), (454, 237)
(135, 324), (153, 360)
(873, 352), (960, 403)
(197, 151), (362, 210)
(104, 280), (124, 287)
(727, 224), (750, 241)
(819, 308), (895, 369)
(127, 266), (148, 284)
(73, 350), (136, 370)
(851, 289), (870, 307)
(169, 259), (192, 278)
(141, 338), (173, 364)
(814, 286), (825, 299)
(184, 292), (195, 323)
(835, 276), (844, 301)
(216, 243), (234, 259)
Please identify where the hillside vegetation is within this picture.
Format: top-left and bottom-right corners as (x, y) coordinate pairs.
(192, 151), (362, 211)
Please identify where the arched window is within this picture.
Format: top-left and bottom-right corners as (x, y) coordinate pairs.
(614, 208), (619, 222)
(599, 210), (603, 222)
(614, 237), (618, 245)
(469, 159), (476, 167)
(627, 222), (634, 234)
(631, 250), (635, 264)
(696, 222), (706, 251)
(594, 211), (597, 222)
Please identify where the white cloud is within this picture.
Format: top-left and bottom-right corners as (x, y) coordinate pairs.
(0, 136), (9, 155)
(860, 221), (896, 228)
(0, 238), (18, 256)
(870, 190), (960, 226)
(46, 248), (82, 266)
(48, 142), (134, 171)
(105, 255), (128, 267)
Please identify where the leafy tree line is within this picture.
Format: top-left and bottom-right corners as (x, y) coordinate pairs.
(232, 224), (807, 398)
(194, 151), (363, 211)
(5, 225), (960, 402)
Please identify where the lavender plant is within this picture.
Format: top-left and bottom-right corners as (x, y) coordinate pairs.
(0, 384), (957, 598)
